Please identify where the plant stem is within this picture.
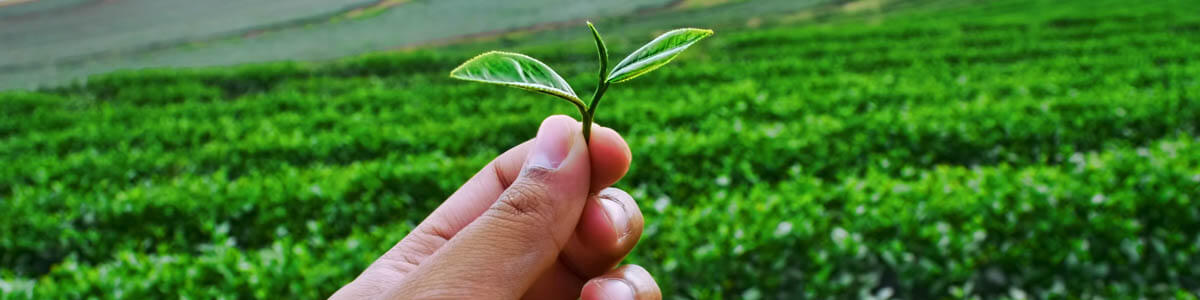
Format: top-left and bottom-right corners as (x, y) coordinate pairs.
(584, 21), (610, 145)
(582, 83), (608, 144)
(581, 107), (593, 144)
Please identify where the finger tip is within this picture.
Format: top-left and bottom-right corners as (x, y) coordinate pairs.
(600, 126), (633, 164)
(616, 265), (661, 298)
(548, 114), (579, 123)
(578, 197), (621, 244)
(601, 188), (644, 247)
(581, 279), (636, 300)
(543, 115), (586, 142)
(582, 265), (661, 300)
(575, 189), (643, 255)
(588, 126), (632, 189)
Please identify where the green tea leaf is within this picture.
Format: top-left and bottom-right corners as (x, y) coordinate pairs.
(450, 51), (581, 103)
(587, 21), (610, 82)
(606, 28), (713, 83)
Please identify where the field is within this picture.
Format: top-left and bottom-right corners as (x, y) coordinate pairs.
(3, 0), (1200, 298)
(0, 0), (727, 90)
(0, 0), (377, 67)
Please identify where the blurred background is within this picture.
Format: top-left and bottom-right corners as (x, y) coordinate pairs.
(2, 0), (1200, 298)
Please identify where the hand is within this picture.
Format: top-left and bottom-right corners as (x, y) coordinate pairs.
(331, 115), (659, 299)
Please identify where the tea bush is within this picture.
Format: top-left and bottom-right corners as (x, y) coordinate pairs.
(3, 0), (1200, 298)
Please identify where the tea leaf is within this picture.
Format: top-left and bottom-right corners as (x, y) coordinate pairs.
(587, 21), (610, 82)
(607, 28), (713, 83)
(450, 51), (581, 103)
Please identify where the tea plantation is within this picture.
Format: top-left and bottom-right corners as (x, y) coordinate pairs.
(3, 0), (1200, 298)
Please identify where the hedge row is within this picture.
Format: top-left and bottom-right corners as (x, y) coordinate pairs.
(4, 135), (1198, 299)
(3, 0), (1200, 297)
(4, 81), (1198, 274)
(636, 136), (1200, 298)
(0, 152), (488, 275)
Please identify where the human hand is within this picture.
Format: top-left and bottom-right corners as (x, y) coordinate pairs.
(331, 115), (659, 299)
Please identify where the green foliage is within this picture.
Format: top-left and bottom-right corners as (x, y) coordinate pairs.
(606, 28), (713, 83)
(449, 23), (712, 142)
(450, 51), (582, 104)
(4, 0), (1200, 298)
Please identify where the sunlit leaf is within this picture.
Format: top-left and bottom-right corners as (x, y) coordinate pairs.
(606, 28), (713, 83)
(449, 51), (581, 103)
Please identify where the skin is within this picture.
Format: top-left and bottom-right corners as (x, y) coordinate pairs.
(331, 115), (660, 300)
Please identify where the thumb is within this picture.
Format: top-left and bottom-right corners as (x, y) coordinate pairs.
(392, 115), (592, 299)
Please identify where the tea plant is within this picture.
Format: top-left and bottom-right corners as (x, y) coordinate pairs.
(6, 0), (1200, 298)
(449, 22), (713, 142)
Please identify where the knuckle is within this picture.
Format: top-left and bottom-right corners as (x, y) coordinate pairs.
(519, 164), (556, 182)
(489, 179), (557, 227)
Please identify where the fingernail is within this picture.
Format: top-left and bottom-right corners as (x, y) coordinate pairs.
(596, 279), (635, 300)
(528, 117), (573, 169)
(600, 196), (629, 238)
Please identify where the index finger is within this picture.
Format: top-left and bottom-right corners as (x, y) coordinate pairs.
(494, 124), (631, 194)
(361, 120), (631, 277)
